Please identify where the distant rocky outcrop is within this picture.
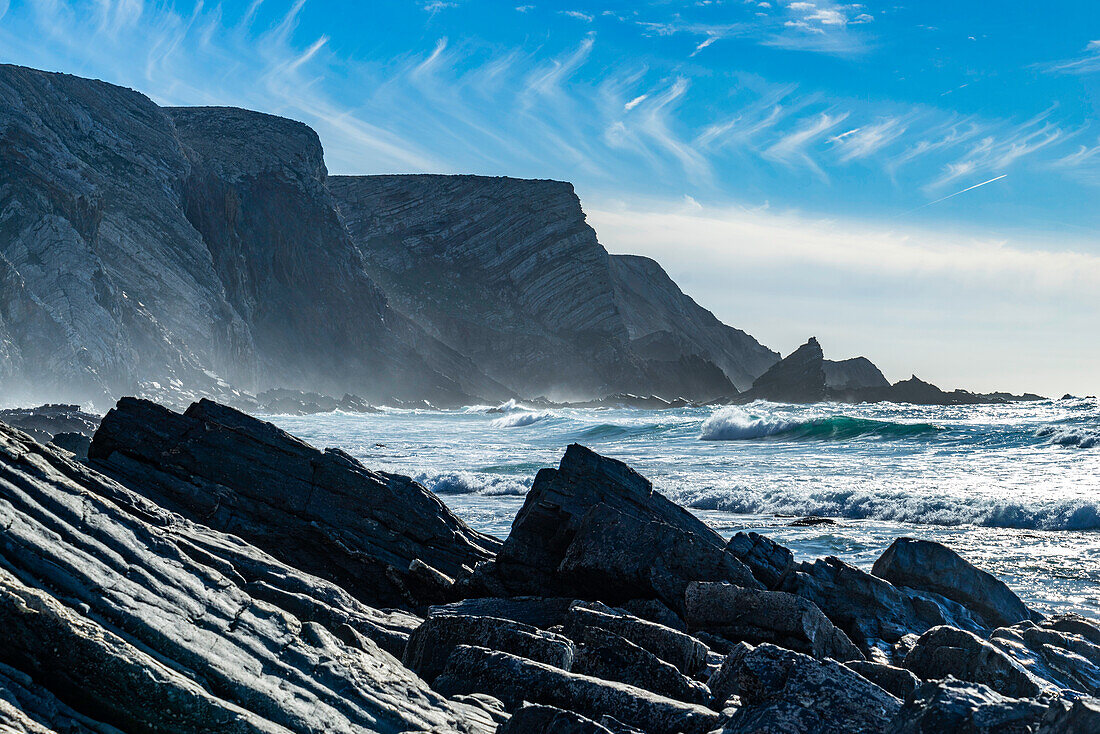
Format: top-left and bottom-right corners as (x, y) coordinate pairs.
(0, 405), (1097, 731)
(330, 174), (772, 400)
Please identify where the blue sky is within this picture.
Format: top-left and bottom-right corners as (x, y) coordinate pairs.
(2, 1), (1099, 394)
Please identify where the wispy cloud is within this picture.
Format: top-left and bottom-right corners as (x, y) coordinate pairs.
(1042, 40), (1100, 75)
(559, 10), (593, 23)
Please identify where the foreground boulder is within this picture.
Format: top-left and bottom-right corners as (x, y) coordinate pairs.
(887, 678), (1049, 733)
(725, 531), (793, 589)
(903, 626), (1048, 698)
(403, 615), (575, 683)
(487, 444), (758, 602)
(873, 538), (1036, 628)
(684, 582), (864, 662)
(433, 645), (721, 734)
(715, 643), (901, 733)
(565, 602), (709, 676)
(989, 618), (1100, 695)
(89, 397), (499, 609)
(0, 420), (485, 733)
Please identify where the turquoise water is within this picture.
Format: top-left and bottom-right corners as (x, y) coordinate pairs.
(265, 398), (1100, 618)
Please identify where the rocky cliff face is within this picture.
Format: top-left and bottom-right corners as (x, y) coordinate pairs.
(0, 65), (498, 407)
(331, 175), (770, 400)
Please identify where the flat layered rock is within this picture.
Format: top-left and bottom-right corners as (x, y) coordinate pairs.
(845, 661), (921, 699)
(570, 626), (711, 705)
(684, 582), (864, 662)
(429, 597), (576, 628)
(434, 645), (721, 734)
(903, 626), (1049, 698)
(499, 703), (613, 734)
(89, 397), (499, 609)
(873, 538), (1036, 628)
(565, 602), (709, 676)
(0, 420), (486, 733)
(403, 614), (575, 683)
(715, 643), (901, 733)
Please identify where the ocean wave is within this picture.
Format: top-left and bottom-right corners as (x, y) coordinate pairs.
(491, 411), (551, 427)
(464, 398), (530, 414)
(1036, 425), (1099, 448)
(415, 471), (528, 496)
(699, 406), (941, 442)
(678, 486), (1100, 531)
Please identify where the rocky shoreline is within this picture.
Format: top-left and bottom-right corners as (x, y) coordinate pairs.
(0, 398), (1097, 733)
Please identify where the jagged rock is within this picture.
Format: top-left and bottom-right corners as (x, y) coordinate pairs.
(845, 661), (921, 699)
(403, 615), (575, 684)
(0, 404), (100, 444)
(989, 620), (1100, 695)
(741, 337), (827, 403)
(714, 643), (901, 733)
(88, 397), (499, 609)
(707, 642), (755, 708)
(725, 532), (793, 589)
(873, 538), (1036, 629)
(499, 704), (613, 734)
(569, 626), (710, 705)
(565, 603), (708, 676)
(903, 626), (1048, 698)
(433, 645), (720, 734)
(430, 597), (576, 629)
(0, 420), (485, 733)
(1037, 696), (1100, 733)
(491, 444), (758, 601)
(886, 678), (1048, 733)
(684, 582), (864, 662)
(253, 388), (379, 415)
(47, 431), (91, 459)
(557, 504), (761, 613)
(449, 694), (511, 731)
(780, 555), (986, 660)
(824, 356), (890, 391)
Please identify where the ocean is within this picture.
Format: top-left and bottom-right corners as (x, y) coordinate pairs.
(264, 397), (1100, 619)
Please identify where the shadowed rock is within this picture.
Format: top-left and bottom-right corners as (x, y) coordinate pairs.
(725, 532), (793, 589)
(886, 678), (1048, 734)
(89, 397), (499, 610)
(707, 642), (755, 709)
(499, 704), (613, 734)
(570, 626), (711, 705)
(433, 645), (720, 734)
(429, 597), (577, 629)
(989, 619), (1100, 695)
(903, 626), (1048, 698)
(873, 538), (1036, 629)
(684, 582), (864, 662)
(845, 661), (922, 700)
(565, 602), (709, 677)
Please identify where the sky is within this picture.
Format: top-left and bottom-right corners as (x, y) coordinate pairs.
(1, 0), (1098, 395)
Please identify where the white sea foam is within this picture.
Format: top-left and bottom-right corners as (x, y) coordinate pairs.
(491, 411), (550, 427)
(699, 406), (800, 440)
(415, 471), (528, 496)
(1037, 425), (1099, 448)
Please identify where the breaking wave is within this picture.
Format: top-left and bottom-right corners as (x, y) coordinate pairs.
(1036, 425), (1099, 449)
(491, 411), (552, 427)
(415, 471), (528, 496)
(699, 406), (942, 442)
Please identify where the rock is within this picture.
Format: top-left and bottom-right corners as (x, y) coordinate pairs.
(500, 704), (613, 734)
(89, 397), (499, 609)
(714, 643), (901, 733)
(450, 694), (511, 731)
(570, 626), (710, 705)
(903, 626), (1048, 698)
(433, 645), (721, 734)
(781, 556), (986, 660)
(492, 444), (758, 600)
(823, 356), (890, 392)
(790, 515), (838, 526)
(873, 537), (1036, 628)
(0, 420), (487, 733)
(989, 620), (1100, 694)
(565, 602), (709, 676)
(707, 642), (755, 708)
(0, 404), (99, 444)
(845, 661), (921, 699)
(1044, 613), (1100, 646)
(557, 503), (761, 613)
(1037, 696), (1100, 733)
(429, 597), (576, 629)
(739, 337), (827, 403)
(683, 582), (864, 662)
(403, 615), (575, 684)
(619, 598), (687, 632)
(47, 431), (91, 459)
(886, 678), (1048, 733)
(725, 532), (793, 589)
(0, 661), (111, 734)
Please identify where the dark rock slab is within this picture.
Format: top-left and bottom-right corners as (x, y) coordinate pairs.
(570, 626), (710, 705)
(684, 582), (864, 662)
(1037, 696), (1100, 733)
(725, 531), (793, 589)
(565, 602), (709, 676)
(714, 643), (900, 733)
(434, 645), (721, 734)
(557, 503), (760, 613)
(873, 537), (1036, 628)
(781, 555), (986, 660)
(492, 444), (754, 600)
(886, 677), (1048, 734)
(429, 597), (576, 629)
(0, 404), (100, 444)
(403, 614), (575, 684)
(499, 703), (613, 734)
(739, 337), (827, 403)
(903, 626), (1048, 698)
(0, 420), (486, 733)
(845, 660), (921, 699)
(47, 431), (91, 459)
(0, 661), (116, 734)
(619, 598), (687, 632)
(88, 397), (499, 609)
(707, 642), (755, 708)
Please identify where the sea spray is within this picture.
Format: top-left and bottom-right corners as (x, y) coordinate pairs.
(699, 405), (942, 441)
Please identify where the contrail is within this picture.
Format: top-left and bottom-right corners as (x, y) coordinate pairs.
(899, 174), (1008, 217)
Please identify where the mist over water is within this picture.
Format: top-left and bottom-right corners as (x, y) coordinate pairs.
(266, 397), (1100, 617)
